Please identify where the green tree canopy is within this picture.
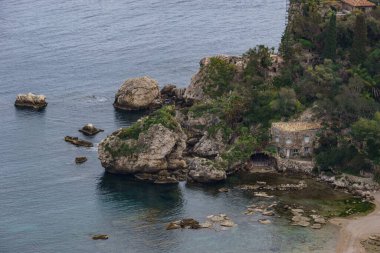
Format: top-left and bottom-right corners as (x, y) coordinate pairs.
(323, 11), (337, 60)
(350, 14), (367, 65)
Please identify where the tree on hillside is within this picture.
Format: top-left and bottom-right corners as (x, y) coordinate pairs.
(270, 88), (302, 117)
(350, 14), (367, 65)
(323, 11), (337, 60)
(351, 112), (380, 164)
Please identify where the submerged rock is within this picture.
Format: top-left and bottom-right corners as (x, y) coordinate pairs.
(218, 187), (229, 193)
(75, 156), (88, 164)
(291, 214), (311, 227)
(14, 93), (47, 110)
(311, 215), (326, 224)
(92, 234), (109, 240)
(258, 219), (272, 225)
(207, 214), (228, 222)
(206, 214), (236, 229)
(64, 136), (93, 147)
(113, 76), (161, 111)
(166, 219), (201, 230)
(311, 224), (322, 229)
(220, 220), (236, 227)
(166, 221), (181, 230)
(79, 124), (104, 136)
(254, 192), (274, 198)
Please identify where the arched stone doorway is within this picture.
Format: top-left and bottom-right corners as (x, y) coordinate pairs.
(250, 152), (276, 167)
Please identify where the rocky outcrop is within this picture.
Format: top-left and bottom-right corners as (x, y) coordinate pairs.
(193, 130), (225, 158)
(14, 93), (47, 110)
(187, 157), (226, 183)
(184, 112), (221, 134)
(318, 173), (379, 200)
(79, 124), (104, 136)
(166, 214), (235, 231)
(160, 84), (187, 105)
(183, 55), (246, 101)
(113, 76), (161, 110)
(98, 121), (187, 183)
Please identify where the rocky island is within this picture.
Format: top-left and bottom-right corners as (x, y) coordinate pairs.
(98, 0), (380, 251)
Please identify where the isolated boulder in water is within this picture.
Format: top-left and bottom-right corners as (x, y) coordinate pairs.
(79, 123), (104, 136)
(14, 93), (47, 110)
(113, 76), (161, 110)
(187, 157), (227, 183)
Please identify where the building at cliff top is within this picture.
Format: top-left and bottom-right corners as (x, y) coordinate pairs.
(341, 0), (376, 12)
(271, 122), (321, 159)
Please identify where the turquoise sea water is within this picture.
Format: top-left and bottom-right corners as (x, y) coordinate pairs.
(0, 1), (341, 252)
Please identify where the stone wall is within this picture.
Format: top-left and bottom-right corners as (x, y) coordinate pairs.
(276, 157), (315, 174)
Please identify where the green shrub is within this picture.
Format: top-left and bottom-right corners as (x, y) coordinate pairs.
(222, 127), (258, 166)
(118, 105), (179, 140)
(203, 57), (236, 98)
(299, 38), (315, 49)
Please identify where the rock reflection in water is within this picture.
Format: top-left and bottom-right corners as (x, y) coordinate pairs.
(113, 107), (146, 129)
(97, 173), (184, 214)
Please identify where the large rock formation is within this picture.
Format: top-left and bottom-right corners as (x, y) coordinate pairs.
(98, 109), (187, 183)
(160, 84), (186, 105)
(193, 130), (225, 158)
(187, 157), (227, 183)
(14, 93), (47, 110)
(113, 76), (161, 110)
(183, 55), (246, 101)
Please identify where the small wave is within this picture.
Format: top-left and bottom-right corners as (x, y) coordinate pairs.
(75, 95), (109, 104)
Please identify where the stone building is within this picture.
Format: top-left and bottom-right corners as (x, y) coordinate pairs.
(341, 0), (376, 13)
(271, 122), (321, 159)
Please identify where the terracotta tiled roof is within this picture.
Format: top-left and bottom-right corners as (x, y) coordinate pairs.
(342, 0), (376, 7)
(272, 122), (321, 132)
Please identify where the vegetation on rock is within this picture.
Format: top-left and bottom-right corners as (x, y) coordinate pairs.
(100, 0), (380, 185)
(118, 105), (179, 140)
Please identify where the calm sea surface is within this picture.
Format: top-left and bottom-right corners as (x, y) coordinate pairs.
(0, 1), (340, 252)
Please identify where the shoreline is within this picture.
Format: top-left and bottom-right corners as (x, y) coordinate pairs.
(331, 191), (380, 253)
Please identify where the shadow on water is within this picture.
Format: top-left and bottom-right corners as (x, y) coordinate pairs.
(97, 173), (184, 214)
(113, 108), (146, 128)
(184, 181), (227, 197)
(14, 106), (47, 118)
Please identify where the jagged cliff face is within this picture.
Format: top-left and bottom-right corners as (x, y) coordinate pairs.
(183, 55), (247, 101)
